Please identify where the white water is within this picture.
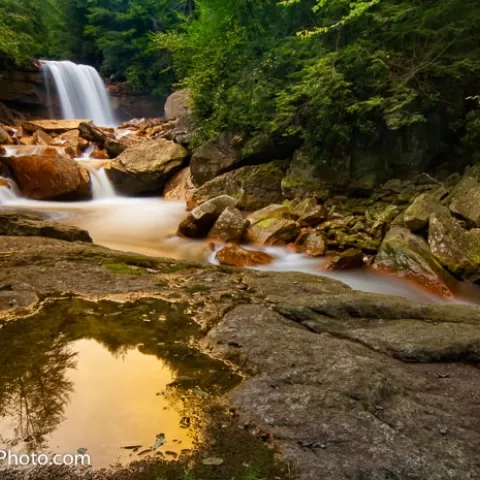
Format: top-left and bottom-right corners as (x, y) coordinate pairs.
(41, 60), (117, 127)
(87, 167), (117, 200)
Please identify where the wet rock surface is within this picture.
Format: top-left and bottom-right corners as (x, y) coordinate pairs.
(1, 234), (480, 479)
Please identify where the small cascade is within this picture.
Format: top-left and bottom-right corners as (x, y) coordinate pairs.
(41, 60), (117, 127)
(87, 167), (117, 200)
(0, 177), (20, 204)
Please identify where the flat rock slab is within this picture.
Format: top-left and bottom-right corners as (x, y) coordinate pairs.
(208, 302), (480, 480)
(22, 119), (92, 134)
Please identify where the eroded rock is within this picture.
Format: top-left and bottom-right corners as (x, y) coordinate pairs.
(374, 226), (455, 297)
(208, 207), (249, 242)
(403, 193), (447, 231)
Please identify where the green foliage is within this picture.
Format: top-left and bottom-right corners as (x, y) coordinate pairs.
(0, 0), (52, 63)
(159, 0), (480, 165)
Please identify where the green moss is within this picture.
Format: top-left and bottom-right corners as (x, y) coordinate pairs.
(217, 266), (234, 274)
(256, 218), (277, 229)
(104, 262), (146, 275)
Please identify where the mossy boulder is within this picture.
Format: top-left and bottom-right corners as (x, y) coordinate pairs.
(373, 226), (455, 298)
(428, 209), (480, 282)
(448, 166), (480, 227)
(403, 193), (448, 231)
(191, 162), (286, 210)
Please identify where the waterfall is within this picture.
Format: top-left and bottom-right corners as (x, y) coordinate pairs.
(0, 178), (20, 204)
(41, 60), (117, 127)
(87, 167), (117, 200)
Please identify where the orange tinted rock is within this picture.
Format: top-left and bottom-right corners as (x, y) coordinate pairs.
(291, 229), (326, 257)
(0, 154), (91, 200)
(33, 130), (54, 146)
(0, 178), (9, 188)
(163, 167), (195, 202)
(216, 243), (274, 267)
(91, 148), (109, 159)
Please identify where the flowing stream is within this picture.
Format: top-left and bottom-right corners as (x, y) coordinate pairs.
(41, 60), (117, 127)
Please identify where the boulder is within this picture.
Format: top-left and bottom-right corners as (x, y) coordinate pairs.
(105, 138), (188, 195)
(428, 209), (480, 282)
(0, 212), (92, 242)
(190, 133), (240, 187)
(105, 137), (126, 158)
(247, 217), (300, 246)
(164, 89), (191, 122)
(52, 129), (83, 156)
(373, 226), (455, 298)
(32, 129), (54, 146)
(208, 207), (249, 242)
(284, 197), (328, 226)
(0, 154), (91, 200)
(0, 127), (13, 145)
(178, 195), (238, 238)
(192, 162), (285, 210)
(290, 229), (326, 257)
(449, 166), (480, 227)
(246, 204), (292, 225)
(163, 167), (195, 204)
(22, 119), (91, 134)
(324, 248), (365, 270)
(403, 193), (447, 231)
(216, 243), (274, 267)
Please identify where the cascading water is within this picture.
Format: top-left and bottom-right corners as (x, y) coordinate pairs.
(0, 178), (20, 204)
(41, 60), (117, 127)
(87, 167), (117, 200)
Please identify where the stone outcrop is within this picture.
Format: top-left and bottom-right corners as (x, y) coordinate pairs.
(0, 153), (91, 200)
(192, 162), (286, 210)
(374, 226), (455, 297)
(22, 119), (92, 134)
(0, 127), (14, 145)
(164, 89), (191, 122)
(290, 229), (326, 257)
(106, 138), (188, 195)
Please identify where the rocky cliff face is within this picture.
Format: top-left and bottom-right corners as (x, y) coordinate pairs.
(0, 59), (50, 116)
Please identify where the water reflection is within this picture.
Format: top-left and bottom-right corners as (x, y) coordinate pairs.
(0, 297), (239, 468)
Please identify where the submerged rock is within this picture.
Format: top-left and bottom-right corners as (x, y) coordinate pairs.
(178, 195), (238, 238)
(216, 243), (274, 267)
(0, 153), (91, 200)
(191, 162), (285, 210)
(374, 226), (455, 297)
(106, 138), (188, 195)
